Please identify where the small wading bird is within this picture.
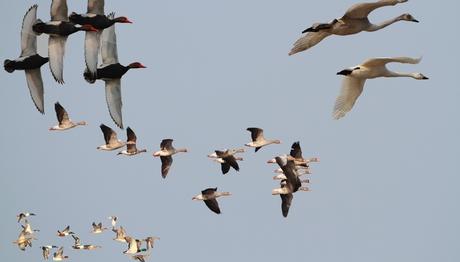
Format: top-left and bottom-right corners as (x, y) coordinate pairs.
(289, 0), (419, 55)
(4, 5), (48, 114)
(333, 56), (429, 119)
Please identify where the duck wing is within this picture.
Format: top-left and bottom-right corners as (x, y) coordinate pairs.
(104, 78), (123, 129)
(50, 0), (68, 21)
(25, 69), (45, 114)
(21, 5), (38, 57)
(48, 35), (67, 84)
(87, 0), (104, 15)
(101, 13), (118, 65)
(84, 31), (101, 77)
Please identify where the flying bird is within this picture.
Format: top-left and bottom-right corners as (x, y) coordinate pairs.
(97, 124), (131, 151)
(40, 245), (59, 260)
(4, 5), (48, 114)
(91, 222), (108, 234)
(71, 235), (102, 250)
(117, 127), (147, 156)
(49, 102), (87, 130)
(192, 188), (231, 214)
(57, 225), (74, 237)
(333, 56), (429, 119)
(212, 149), (242, 174)
(153, 139), (188, 178)
(245, 127), (281, 152)
(17, 212), (36, 223)
(52, 247), (68, 261)
(289, 0), (418, 55)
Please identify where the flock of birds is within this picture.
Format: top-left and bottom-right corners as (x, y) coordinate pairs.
(5, 0), (430, 260)
(13, 213), (159, 261)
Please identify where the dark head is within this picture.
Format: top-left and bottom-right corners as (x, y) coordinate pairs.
(32, 19), (45, 35)
(128, 62), (146, 69)
(4, 59), (15, 73)
(337, 67), (359, 76)
(114, 16), (132, 24)
(401, 13), (419, 23)
(80, 24), (98, 32)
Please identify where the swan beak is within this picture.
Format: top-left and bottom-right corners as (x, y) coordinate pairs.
(422, 76), (429, 80)
(411, 18), (419, 23)
(336, 69), (353, 76)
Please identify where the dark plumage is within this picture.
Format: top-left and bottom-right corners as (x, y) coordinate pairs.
(69, 12), (132, 29)
(4, 55), (48, 73)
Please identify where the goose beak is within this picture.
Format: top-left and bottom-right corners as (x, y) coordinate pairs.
(422, 76), (429, 80)
(267, 158), (276, 164)
(411, 18), (419, 23)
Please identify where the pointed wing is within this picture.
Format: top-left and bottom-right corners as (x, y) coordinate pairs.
(63, 225), (70, 233)
(87, 0), (104, 15)
(160, 156), (173, 178)
(221, 162), (230, 174)
(48, 36), (67, 84)
(344, 0), (402, 19)
(24, 69), (45, 114)
(50, 0), (68, 21)
(223, 155), (239, 171)
(361, 57), (422, 68)
(104, 79), (123, 128)
(21, 5), (38, 57)
(280, 193), (293, 217)
(100, 124), (117, 145)
(160, 139), (174, 150)
(333, 77), (366, 120)
(84, 31), (101, 76)
(289, 31), (330, 55)
(56, 246), (64, 256)
(126, 127), (137, 143)
(54, 102), (70, 125)
(290, 141), (303, 159)
(101, 13), (118, 65)
(204, 199), (221, 214)
(247, 127), (263, 142)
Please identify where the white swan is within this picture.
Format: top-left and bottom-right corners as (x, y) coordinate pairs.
(289, 0), (418, 55)
(333, 56), (429, 120)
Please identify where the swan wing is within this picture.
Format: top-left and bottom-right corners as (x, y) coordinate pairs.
(289, 31), (330, 55)
(20, 5), (38, 57)
(87, 0), (104, 15)
(104, 78), (123, 129)
(50, 0), (68, 21)
(333, 77), (366, 120)
(101, 13), (118, 65)
(361, 57), (422, 67)
(343, 0), (404, 19)
(24, 69), (45, 114)
(84, 31), (101, 76)
(48, 35), (67, 84)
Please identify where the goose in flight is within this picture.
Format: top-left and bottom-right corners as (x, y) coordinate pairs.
(52, 247), (69, 261)
(40, 245), (59, 260)
(17, 212), (36, 223)
(289, 0), (418, 55)
(153, 139), (188, 178)
(4, 5), (48, 114)
(192, 188), (232, 214)
(69, 1), (132, 78)
(33, 0), (98, 84)
(91, 222), (108, 234)
(245, 127), (281, 152)
(57, 225), (74, 237)
(118, 127), (147, 156)
(83, 13), (146, 129)
(273, 179), (309, 217)
(333, 56), (429, 119)
(268, 142), (320, 167)
(49, 102), (87, 130)
(209, 149), (244, 174)
(97, 124), (131, 151)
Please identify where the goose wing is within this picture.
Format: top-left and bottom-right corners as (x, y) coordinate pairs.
(247, 127), (264, 142)
(100, 124), (117, 145)
(54, 102), (70, 125)
(220, 162), (230, 174)
(361, 57), (422, 67)
(290, 141), (303, 159)
(126, 127), (137, 152)
(160, 156), (173, 178)
(333, 77), (366, 120)
(343, 0), (403, 19)
(87, 0), (104, 15)
(101, 13), (118, 65)
(48, 36), (67, 84)
(21, 5), (38, 57)
(50, 0), (68, 21)
(160, 139), (174, 151)
(204, 198), (221, 214)
(104, 79), (123, 129)
(280, 193), (293, 217)
(55, 246), (64, 256)
(25, 69), (45, 114)
(84, 31), (101, 76)
(289, 31), (330, 55)
(223, 155), (239, 172)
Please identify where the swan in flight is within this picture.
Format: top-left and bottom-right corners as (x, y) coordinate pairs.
(333, 56), (429, 120)
(289, 0), (418, 55)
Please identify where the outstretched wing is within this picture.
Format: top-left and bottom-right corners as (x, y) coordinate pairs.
(280, 193), (293, 217)
(290, 141), (302, 159)
(48, 36), (67, 84)
(343, 0), (404, 19)
(50, 0), (68, 21)
(25, 69), (45, 114)
(101, 13), (118, 65)
(87, 0), (104, 15)
(247, 127), (263, 142)
(361, 57), (422, 68)
(160, 156), (173, 178)
(289, 31), (330, 56)
(204, 199), (221, 214)
(21, 5), (38, 57)
(332, 77), (366, 120)
(54, 102), (69, 124)
(104, 79), (123, 129)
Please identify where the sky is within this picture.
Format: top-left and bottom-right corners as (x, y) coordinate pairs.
(1, 0), (459, 261)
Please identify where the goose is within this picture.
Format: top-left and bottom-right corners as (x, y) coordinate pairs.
(213, 156), (244, 174)
(69, 0), (132, 77)
(144, 237), (160, 250)
(71, 235), (101, 250)
(40, 245), (58, 260)
(207, 148), (245, 158)
(33, 0), (98, 84)
(91, 222), (108, 234)
(17, 212), (36, 223)
(273, 174), (310, 183)
(4, 5), (48, 114)
(210, 149), (244, 174)
(272, 179), (309, 217)
(245, 127), (281, 152)
(118, 127), (147, 156)
(108, 216), (118, 228)
(52, 247), (68, 261)
(153, 139), (188, 178)
(97, 124), (130, 151)
(333, 56), (429, 119)
(49, 102), (87, 130)
(57, 225), (74, 237)
(13, 231), (35, 251)
(274, 166), (311, 175)
(112, 226), (127, 242)
(289, 0), (418, 55)
(192, 188), (231, 214)
(83, 13), (146, 129)
(272, 155), (304, 193)
(288, 141), (320, 166)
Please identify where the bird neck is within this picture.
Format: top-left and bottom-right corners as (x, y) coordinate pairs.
(385, 71), (417, 79)
(366, 16), (402, 32)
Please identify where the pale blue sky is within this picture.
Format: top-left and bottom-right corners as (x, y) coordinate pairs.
(1, 1), (459, 261)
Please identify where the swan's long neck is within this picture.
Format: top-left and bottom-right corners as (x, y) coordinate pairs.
(366, 16), (402, 32)
(385, 71), (417, 79)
